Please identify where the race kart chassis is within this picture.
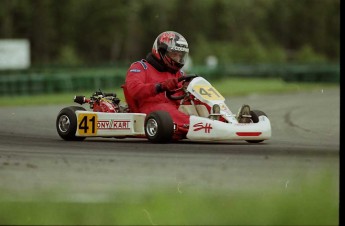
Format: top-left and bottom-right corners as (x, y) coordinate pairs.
(56, 75), (272, 143)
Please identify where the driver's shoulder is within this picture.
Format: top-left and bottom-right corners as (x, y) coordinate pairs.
(130, 59), (149, 70)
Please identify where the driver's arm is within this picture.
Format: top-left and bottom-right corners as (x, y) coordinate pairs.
(125, 69), (157, 100)
(155, 78), (178, 93)
(125, 65), (178, 100)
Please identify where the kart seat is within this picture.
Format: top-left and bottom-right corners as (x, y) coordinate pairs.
(121, 83), (140, 113)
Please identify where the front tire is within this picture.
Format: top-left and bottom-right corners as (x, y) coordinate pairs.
(56, 106), (86, 141)
(246, 110), (268, 144)
(145, 111), (174, 143)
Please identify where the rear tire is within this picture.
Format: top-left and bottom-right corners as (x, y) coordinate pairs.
(56, 106), (86, 141)
(246, 110), (267, 144)
(145, 111), (174, 143)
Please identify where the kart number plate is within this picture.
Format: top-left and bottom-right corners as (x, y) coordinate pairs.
(77, 113), (98, 135)
(193, 85), (224, 101)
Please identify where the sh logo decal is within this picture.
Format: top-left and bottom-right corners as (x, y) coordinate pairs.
(193, 122), (213, 133)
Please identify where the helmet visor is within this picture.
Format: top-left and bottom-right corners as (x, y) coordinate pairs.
(166, 50), (188, 64)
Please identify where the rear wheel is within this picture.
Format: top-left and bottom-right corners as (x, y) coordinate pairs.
(246, 110), (267, 144)
(145, 111), (174, 143)
(56, 106), (86, 141)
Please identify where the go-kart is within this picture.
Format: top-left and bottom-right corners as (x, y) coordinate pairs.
(56, 75), (271, 143)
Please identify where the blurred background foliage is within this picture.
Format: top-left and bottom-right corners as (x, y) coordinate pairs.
(0, 0), (340, 66)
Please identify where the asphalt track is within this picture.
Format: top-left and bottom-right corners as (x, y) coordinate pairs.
(0, 88), (339, 202)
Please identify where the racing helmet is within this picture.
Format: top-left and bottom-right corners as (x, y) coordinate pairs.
(152, 31), (189, 71)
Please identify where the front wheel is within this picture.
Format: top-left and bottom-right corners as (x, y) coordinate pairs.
(246, 110), (268, 144)
(56, 106), (86, 141)
(145, 111), (174, 143)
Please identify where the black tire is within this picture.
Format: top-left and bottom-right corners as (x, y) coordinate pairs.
(250, 110), (267, 123)
(246, 110), (268, 144)
(145, 111), (174, 143)
(56, 106), (86, 141)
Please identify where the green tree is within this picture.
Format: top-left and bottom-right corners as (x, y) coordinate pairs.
(0, 0), (339, 65)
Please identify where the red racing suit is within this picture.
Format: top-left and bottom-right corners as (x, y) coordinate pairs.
(124, 59), (190, 127)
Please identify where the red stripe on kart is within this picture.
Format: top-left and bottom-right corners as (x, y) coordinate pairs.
(236, 132), (262, 136)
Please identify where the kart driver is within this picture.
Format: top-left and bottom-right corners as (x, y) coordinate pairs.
(124, 31), (252, 140)
(124, 31), (191, 138)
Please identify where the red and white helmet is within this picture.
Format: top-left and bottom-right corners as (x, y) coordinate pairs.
(152, 31), (189, 71)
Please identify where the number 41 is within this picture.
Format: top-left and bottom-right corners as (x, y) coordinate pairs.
(78, 115), (96, 134)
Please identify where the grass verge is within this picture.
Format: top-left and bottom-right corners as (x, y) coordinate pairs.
(0, 172), (339, 225)
(0, 78), (338, 106)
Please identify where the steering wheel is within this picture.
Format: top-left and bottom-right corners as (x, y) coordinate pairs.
(166, 74), (199, 100)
